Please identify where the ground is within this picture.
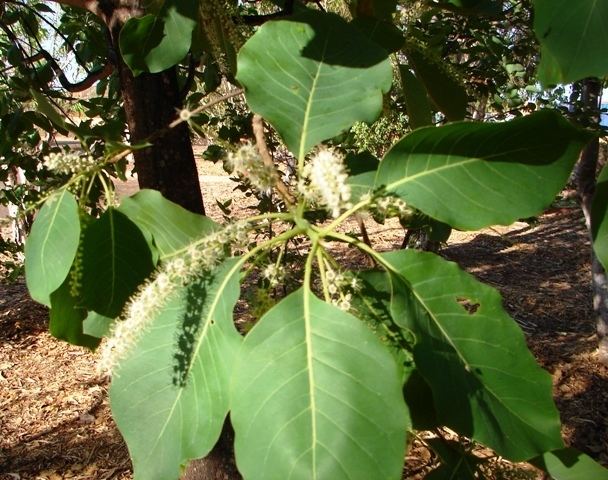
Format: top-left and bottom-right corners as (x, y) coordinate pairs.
(1, 159), (607, 479)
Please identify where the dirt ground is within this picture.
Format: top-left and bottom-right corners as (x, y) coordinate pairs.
(1, 158), (607, 479)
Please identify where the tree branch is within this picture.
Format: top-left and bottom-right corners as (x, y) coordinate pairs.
(252, 114), (296, 207)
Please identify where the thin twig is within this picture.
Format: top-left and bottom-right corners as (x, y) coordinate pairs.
(252, 114), (295, 207)
(105, 89), (245, 165)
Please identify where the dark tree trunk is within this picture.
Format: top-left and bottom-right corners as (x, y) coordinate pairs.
(106, 3), (205, 214)
(573, 77), (608, 363)
(115, 63), (205, 214)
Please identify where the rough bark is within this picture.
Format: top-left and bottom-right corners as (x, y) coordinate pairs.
(573, 77), (608, 363)
(105, 6), (204, 214)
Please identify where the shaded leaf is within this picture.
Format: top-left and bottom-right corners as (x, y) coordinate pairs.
(533, 0), (608, 85)
(49, 278), (99, 349)
(110, 259), (243, 480)
(25, 190), (80, 306)
(352, 17), (404, 53)
(399, 65), (433, 129)
(237, 10), (392, 159)
(231, 288), (409, 480)
(81, 208), (155, 317)
(376, 110), (589, 230)
(404, 44), (468, 121)
(118, 189), (217, 259)
(381, 250), (564, 460)
(119, 0), (197, 76)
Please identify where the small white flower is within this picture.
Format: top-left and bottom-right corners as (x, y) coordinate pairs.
(300, 148), (352, 218)
(227, 143), (277, 193)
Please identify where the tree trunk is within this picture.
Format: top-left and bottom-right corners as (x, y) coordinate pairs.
(112, 48), (205, 215)
(181, 421), (242, 480)
(573, 77), (608, 363)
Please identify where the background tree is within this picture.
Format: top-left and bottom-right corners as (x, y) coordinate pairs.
(9, 1), (608, 479)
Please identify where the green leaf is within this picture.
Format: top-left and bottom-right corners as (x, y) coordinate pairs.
(231, 288), (409, 480)
(375, 110), (589, 230)
(351, 18), (404, 53)
(83, 311), (113, 338)
(118, 190), (217, 259)
(25, 190), (80, 306)
(404, 44), (468, 121)
(236, 10), (392, 159)
(380, 250), (563, 461)
(531, 448), (608, 479)
(591, 164), (608, 271)
(30, 89), (68, 133)
(399, 65), (433, 129)
(49, 278), (99, 349)
(119, 0), (197, 76)
(533, 0), (608, 85)
(81, 208), (155, 318)
(110, 259), (243, 480)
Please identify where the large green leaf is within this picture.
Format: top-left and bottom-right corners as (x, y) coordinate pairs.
(591, 163), (608, 271)
(49, 278), (99, 349)
(119, 0), (197, 76)
(533, 0), (608, 85)
(25, 190), (80, 306)
(110, 258), (243, 480)
(531, 448), (608, 479)
(380, 250), (563, 461)
(231, 288), (409, 480)
(80, 208), (155, 318)
(375, 110), (589, 230)
(236, 10), (392, 159)
(118, 189), (217, 259)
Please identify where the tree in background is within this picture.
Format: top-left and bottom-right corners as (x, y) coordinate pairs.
(7, 0), (608, 479)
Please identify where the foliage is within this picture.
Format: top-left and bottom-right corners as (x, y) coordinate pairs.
(11, 1), (608, 480)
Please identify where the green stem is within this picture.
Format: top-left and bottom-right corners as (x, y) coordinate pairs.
(316, 247), (330, 302)
(320, 197), (370, 235)
(322, 230), (397, 274)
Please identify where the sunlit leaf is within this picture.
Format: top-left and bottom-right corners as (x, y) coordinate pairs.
(118, 189), (217, 259)
(533, 0), (608, 85)
(110, 258), (243, 480)
(531, 447), (608, 479)
(376, 110), (589, 230)
(25, 190), (80, 306)
(237, 10), (392, 159)
(381, 250), (564, 460)
(231, 288), (409, 480)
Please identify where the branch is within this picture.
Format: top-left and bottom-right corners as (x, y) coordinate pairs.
(252, 114), (295, 207)
(44, 0), (100, 17)
(239, 0), (294, 25)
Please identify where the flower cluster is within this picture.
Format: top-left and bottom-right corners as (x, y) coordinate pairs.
(363, 192), (414, 223)
(325, 264), (361, 312)
(227, 143), (278, 193)
(43, 152), (98, 175)
(299, 148), (352, 218)
(262, 263), (285, 288)
(98, 221), (251, 375)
